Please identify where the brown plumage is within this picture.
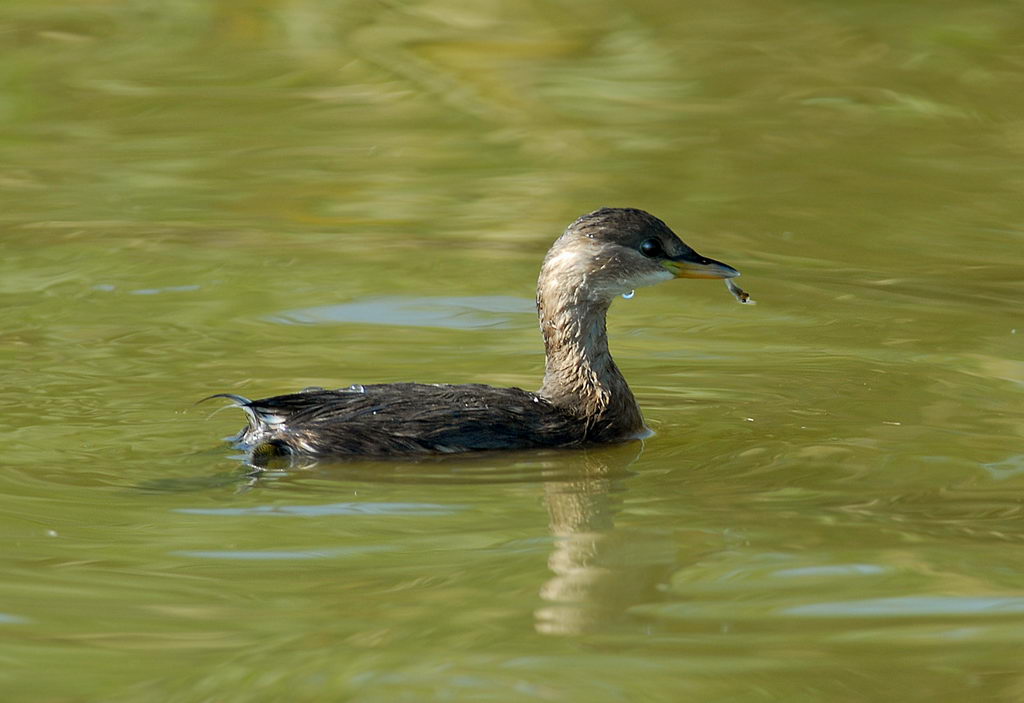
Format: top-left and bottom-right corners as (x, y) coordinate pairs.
(207, 207), (740, 462)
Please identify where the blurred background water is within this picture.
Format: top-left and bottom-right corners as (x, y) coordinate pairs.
(1, 1), (1022, 701)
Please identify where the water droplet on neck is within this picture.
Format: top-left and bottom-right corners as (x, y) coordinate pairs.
(622, 290), (635, 300)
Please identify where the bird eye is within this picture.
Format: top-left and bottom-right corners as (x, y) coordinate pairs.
(639, 239), (663, 258)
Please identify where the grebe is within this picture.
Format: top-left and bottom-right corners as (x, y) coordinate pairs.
(209, 208), (740, 461)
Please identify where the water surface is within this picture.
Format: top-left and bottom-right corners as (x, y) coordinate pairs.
(1, 1), (1023, 701)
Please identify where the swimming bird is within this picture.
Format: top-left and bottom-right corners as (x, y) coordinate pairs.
(208, 207), (740, 461)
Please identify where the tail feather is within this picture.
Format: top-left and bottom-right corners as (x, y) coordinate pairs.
(198, 393), (252, 406)
(197, 393), (264, 430)
(200, 393), (302, 465)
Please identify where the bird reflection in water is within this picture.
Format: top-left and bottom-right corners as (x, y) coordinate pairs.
(534, 442), (676, 636)
(242, 441), (676, 638)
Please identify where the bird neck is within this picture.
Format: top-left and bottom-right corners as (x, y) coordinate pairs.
(536, 278), (644, 440)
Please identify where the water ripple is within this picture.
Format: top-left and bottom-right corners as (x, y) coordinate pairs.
(173, 546), (391, 560)
(269, 295), (534, 330)
(176, 501), (460, 517)
(786, 596), (1024, 618)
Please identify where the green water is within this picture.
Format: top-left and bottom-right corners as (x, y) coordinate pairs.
(2, 1), (1023, 701)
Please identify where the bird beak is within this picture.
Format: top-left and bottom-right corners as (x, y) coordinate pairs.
(663, 253), (740, 279)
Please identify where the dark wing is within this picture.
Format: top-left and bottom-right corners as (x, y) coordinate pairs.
(218, 383), (585, 457)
